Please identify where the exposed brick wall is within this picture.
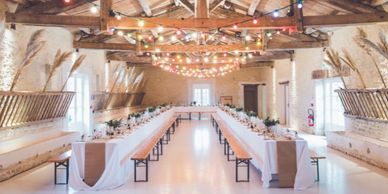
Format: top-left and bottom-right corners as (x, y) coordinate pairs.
(345, 116), (388, 142)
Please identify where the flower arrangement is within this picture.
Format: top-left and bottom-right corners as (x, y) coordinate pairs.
(247, 111), (257, 117)
(146, 106), (155, 113)
(235, 107), (243, 112)
(105, 119), (122, 136)
(263, 117), (280, 127)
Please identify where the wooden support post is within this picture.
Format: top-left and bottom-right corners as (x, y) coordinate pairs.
(100, 0), (112, 32)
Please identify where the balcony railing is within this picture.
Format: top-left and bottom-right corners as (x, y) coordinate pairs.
(0, 91), (75, 129)
(91, 92), (145, 111)
(335, 89), (388, 120)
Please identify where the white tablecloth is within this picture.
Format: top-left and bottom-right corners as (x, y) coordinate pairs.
(69, 109), (175, 191)
(217, 109), (315, 190)
(173, 106), (217, 112)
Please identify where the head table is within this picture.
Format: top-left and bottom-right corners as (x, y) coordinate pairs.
(69, 106), (314, 191)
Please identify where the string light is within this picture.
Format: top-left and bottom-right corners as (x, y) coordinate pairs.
(64, 0), (71, 3)
(297, 0), (303, 8)
(253, 18), (258, 24)
(117, 30), (124, 36)
(157, 25), (164, 32)
(233, 24), (238, 29)
(245, 35), (251, 41)
(90, 5), (98, 14)
(273, 10), (280, 17)
(115, 14), (122, 20)
(170, 35), (177, 42)
(176, 30), (182, 35)
(158, 36), (164, 42)
(138, 20), (145, 27)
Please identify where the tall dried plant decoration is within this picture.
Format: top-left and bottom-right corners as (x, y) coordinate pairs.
(323, 48), (347, 89)
(10, 30), (45, 91)
(42, 50), (72, 91)
(61, 55), (86, 91)
(341, 49), (367, 89)
(125, 67), (137, 92)
(354, 28), (387, 88)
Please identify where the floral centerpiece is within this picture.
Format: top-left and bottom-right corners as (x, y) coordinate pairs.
(105, 119), (122, 136)
(263, 117), (280, 133)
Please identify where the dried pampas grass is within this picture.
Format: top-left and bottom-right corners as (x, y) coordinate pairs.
(43, 50), (72, 91)
(61, 55), (86, 91)
(324, 48), (347, 89)
(341, 49), (366, 89)
(354, 28), (387, 88)
(10, 30), (45, 91)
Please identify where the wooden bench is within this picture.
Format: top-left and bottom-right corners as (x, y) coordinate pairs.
(176, 111), (214, 120)
(130, 116), (178, 182)
(211, 114), (252, 182)
(310, 150), (326, 182)
(47, 150), (72, 185)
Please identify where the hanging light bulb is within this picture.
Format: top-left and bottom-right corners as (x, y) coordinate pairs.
(204, 57), (209, 63)
(158, 36), (164, 42)
(117, 30), (124, 36)
(90, 5), (98, 14)
(191, 32), (198, 39)
(138, 20), (145, 27)
(233, 24), (238, 30)
(253, 18), (258, 24)
(176, 30), (182, 35)
(157, 25), (164, 32)
(64, 0), (71, 3)
(222, 36), (226, 40)
(297, 0), (303, 9)
(273, 10), (279, 17)
(245, 35), (251, 41)
(170, 35), (177, 42)
(116, 14), (122, 20)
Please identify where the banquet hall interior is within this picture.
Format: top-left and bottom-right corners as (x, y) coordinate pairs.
(0, 0), (388, 194)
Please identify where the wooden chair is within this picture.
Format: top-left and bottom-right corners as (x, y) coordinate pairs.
(47, 150), (72, 185)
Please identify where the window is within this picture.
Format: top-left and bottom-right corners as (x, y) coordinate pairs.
(192, 84), (210, 106)
(315, 77), (345, 133)
(67, 74), (90, 133)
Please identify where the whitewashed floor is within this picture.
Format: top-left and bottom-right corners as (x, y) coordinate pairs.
(1, 118), (388, 194)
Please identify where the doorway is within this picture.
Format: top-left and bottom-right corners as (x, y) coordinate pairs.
(279, 81), (290, 126)
(243, 84), (258, 113)
(192, 84), (211, 106)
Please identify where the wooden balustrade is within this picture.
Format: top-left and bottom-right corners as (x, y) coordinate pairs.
(335, 89), (388, 120)
(91, 92), (145, 111)
(0, 91), (75, 129)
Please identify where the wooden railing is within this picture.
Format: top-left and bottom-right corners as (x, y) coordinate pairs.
(91, 92), (145, 111)
(335, 89), (388, 120)
(0, 91), (75, 129)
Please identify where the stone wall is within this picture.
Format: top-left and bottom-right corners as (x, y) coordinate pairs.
(345, 116), (388, 142)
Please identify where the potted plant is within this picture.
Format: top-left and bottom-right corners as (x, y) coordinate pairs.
(105, 119), (122, 136)
(263, 117), (280, 133)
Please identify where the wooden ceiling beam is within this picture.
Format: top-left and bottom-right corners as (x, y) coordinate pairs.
(5, 12), (100, 27)
(15, 0), (92, 15)
(209, 0), (225, 13)
(303, 12), (388, 28)
(247, 0), (262, 16)
(195, 0), (209, 18)
(74, 39), (327, 52)
(100, 0), (112, 32)
(177, 0), (195, 14)
(137, 0), (153, 16)
(327, 0), (380, 14)
(6, 12), (388, 30)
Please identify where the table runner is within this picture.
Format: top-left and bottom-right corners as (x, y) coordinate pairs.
(84, 142), (106, 186)
(276, 140), (297, 188)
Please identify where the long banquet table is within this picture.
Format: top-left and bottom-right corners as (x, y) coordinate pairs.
(216, 108), (315, 190)
(69, 106), (314, 190)
(69, 108), (175, 190)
